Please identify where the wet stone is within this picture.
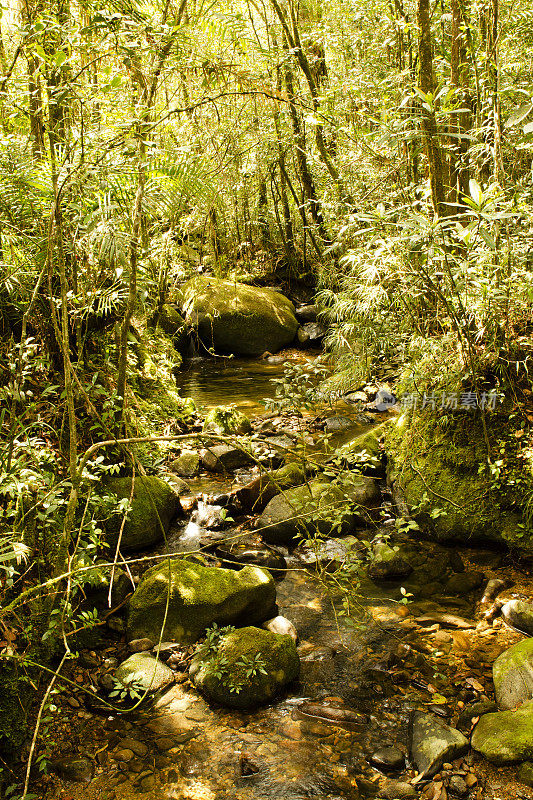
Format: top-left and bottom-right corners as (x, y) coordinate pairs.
(117, 738), (149, 757)
(370, 746), (405, 772)
(129, 637), (155, 653)
(114, 749), (134, 762)
(448, 775), (468, 796)
(378, 779), (418, 799)
(52, 756), (94, 783)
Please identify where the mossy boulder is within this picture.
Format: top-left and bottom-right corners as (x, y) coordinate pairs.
(335, 422), (389, 473)
(472, 699), (533, 763)
(203, 405), (252, 435)
(127, 559), (276, 643)
(181, 276), (298, 355)
(189, 626), (300, 708)
(493, 638), (533, 710)
(236, 463), (307, 512)
(115, 652), (174, 693)
(155, 304), (188, 350)
(256, 473), (381, 544)
(387, 412), (529, 549)
(106, 476), (180, 552)
(168, 449), (200, 478)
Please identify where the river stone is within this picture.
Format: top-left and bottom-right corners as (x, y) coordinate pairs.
(203, 405), (252, 436)
(334, 423), (388, 473)
(368, 541), (413, 581)
(105, 476), (180, 552)
(256, 474), (380, 545)
(297, 322), (326, 346)
(295, 304), (318, 322)
(115, 653), (174, 693)
(378, 779), (417, 799)
(182, 276), (298, 356)
(200, 444), (254, 472)
(501, 600), (533, 635)
(127, 559), (276, 644)
(236, 463), (307, 513)
(129, 637), (154, 653)
(493, 637), (533, 709)
(169, 450), (200, 478)
(370, 746), (405, 772)
(471, 699), (533, 763)
(409, 711), (469, 778)
(52, 756), (94, 783)
(189, 626), (299, 709)
(457, 699), (497, 730)
(262, 615), (298, 642)
(215, 537), (287, 575)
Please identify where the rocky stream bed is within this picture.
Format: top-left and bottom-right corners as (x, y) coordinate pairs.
(36, 354), (533, 800)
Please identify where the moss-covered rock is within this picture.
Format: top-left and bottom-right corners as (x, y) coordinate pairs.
(236, 462), (307, 512)
(386, 411), (530, 549)
(181, 276), (298, 355)
(256, 473), (381, 544)
(106, 476), (180, 552)
(189, 626), (299, 708)
(203, 405), (252, 435)
(168, 449), (200, 478)
(472, 699), (533, 763)
(114, 652), (174, 693)
(127, 559), (276, 643)
(335, 422), (389, 473)
(493, 638), (533, 710)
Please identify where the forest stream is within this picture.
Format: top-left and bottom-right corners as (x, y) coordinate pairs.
(48, 354), (533, 800)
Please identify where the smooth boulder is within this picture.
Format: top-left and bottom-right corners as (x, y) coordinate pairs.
(472, 699), (533, 763)
(127, 559), (276, 644)
(189, 626), (299, 709)
(256, 474), (380, 545)
(182, 276), (298, 356)
(114, 652), (174, 693)
(410, 711), (469, 777)
(501, 600), (533, 635)
(200, 444), (254, 472)
(106, 476), (180, 552)
(493, 638), (533, 710)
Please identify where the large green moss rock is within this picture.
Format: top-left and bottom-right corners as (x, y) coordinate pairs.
(189, 626), (300, 708)
(236, 463), (307, 512)
(181, 276), (298, 355)
(203, 405), (252, 435)
(493, 638), (533, 710)
(256, 474), (381, 544)
(387, 413), (528, 548)
(127, 559), (276, 643)
(472, 699), (533, 763)
(106, 476), (180, 552)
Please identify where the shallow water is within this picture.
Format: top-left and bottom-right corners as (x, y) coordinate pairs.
(175, 350), (321, 415)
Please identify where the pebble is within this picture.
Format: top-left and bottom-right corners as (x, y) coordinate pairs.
(370, 746), (405, 772)
(448, 775), (468, 796)
(114, 749), (134, 762)
(118, 738), (149, 757)
(67, 696), (81, 708)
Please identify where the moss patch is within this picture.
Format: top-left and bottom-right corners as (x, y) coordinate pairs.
(127, 559), (277, 643)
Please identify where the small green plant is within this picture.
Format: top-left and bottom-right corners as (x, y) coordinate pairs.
(192, 625), (268, 694)
(109, 674), (145, 702)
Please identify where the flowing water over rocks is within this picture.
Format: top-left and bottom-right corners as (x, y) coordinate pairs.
(49, 356), (533, 800)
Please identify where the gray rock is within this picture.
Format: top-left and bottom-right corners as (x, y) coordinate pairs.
(409, 711), (469, 778)
(448, 775), (468, 796)
(501, 599), (533, 635)
(168, 450), (200, 478)
(115, 653), (174, 693)
(370, 746), (405, 772)
(297, 322), (326, 346)
(324, 415), (356, 433)
(200, 444), (254, 472)
(52, 756), (94, 783)
(262, 616), (298, 642)
(493, 637), (533, 709)
(472, 699), (533, 763)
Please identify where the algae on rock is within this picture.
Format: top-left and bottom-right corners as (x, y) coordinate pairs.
(105, 476), (180, 552)
(181, 276), (298, 355)
(127, 559), (277, 643)
(189, 625), (300, 708)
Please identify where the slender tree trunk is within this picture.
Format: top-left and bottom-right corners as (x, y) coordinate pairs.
(417, 0), (446, 216)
